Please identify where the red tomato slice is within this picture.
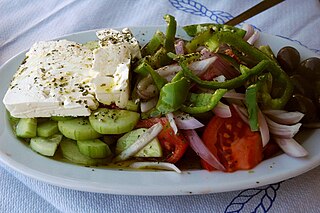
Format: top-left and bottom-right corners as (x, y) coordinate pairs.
(136, 117), (189, 163)
(201, 107), (263, 172)
(135, 117), (168, 128)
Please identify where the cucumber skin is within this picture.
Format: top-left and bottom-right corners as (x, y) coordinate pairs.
(16, 118), (37, 138)
(58, 118), (102, 140)
(37, 120), (59, 137)
(60, 139), (111, 166)
(77, 139), (112, 159)
(116, 128), (163, 158)
(30, 134), (62, 156)
(89, 108), (140, 134)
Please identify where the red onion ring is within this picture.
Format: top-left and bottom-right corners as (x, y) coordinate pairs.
(242, 23), (254, 41)
(174, 39), (185, 55)
(166, 112), (178, 134)
(212, 102), (231, 118)
(258, 109), (270, 147)
(265, 117), (302, 139)
(183, 129), (225, 171)
(173, 112), (204, 129)
(263, 110), (304, 125)
(247, 31), (260, 45)
(274, 137), (308, 157)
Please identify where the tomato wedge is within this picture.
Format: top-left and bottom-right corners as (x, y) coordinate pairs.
(136, 117), (189, 163)
(201, 107), (263, 172)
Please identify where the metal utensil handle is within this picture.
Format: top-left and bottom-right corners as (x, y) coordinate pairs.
(225, 0), (285, 26)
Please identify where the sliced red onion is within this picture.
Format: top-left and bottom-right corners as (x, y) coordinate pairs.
(232, 104), (249, 125)
(247, 31), (260, 45)
(140, 97), (158, 113)
(156, 53), (238, 84)
(274, 137), (308, 157)
(190, 54), (239, 80)
(200, 48), (215, 59)
(166, 112), (178, 134)
(258, 109), (270, 147)
(212, 102), (231, 118)
(114, 123), (163, 162)
(229, 105), (270, 147)
(156, 64), (181, 81)
(223, 90), (245, 100)
(189, 56), (218, 76)
(263, 110), (304, 125)
(182, 129), (226, 171)
(212, 75), (226, 82)
(265, 117), (302, 139)
(173, 112), (204, 129)
(175, 39), (185, 55)
(156, 56), (221, 82)
(242, 23), (254, 41)
(129, 162), (182, 173)
(207, 55), (239, 80)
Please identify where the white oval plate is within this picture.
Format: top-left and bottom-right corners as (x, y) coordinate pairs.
(0, 26), (319, 196)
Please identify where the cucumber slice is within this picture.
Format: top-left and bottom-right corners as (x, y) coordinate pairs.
(60, 138), (111, 166)
(8, 114), (20, 134)
(37, 120), (59, 137)
(89, 108), (140, 134)
(16, 118), (37, 138)
(58, 117), (102, 140)
(116, 128), (162, 158)
(77, 139), (112, 159)
(30, 134), (62, 156)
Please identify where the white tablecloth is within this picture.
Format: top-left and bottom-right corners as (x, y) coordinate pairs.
(1, 0), (320, 212)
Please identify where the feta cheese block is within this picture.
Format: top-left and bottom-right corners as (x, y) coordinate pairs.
(91, 45), (131, 108)
(3, 28), (142, 118)
(96, 28), (141, 60)
(3, 40), (99, 118)
(91, 28), (142, 108)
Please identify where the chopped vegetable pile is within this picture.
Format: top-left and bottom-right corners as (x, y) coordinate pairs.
(4, 14), (320, 173)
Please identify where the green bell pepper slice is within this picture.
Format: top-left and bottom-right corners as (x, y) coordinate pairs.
(136, 14), (177, 69)
(207, 31), (293, 109)
(179, 58), (270, 90)
(184, 24), (246, 53)
(163, 14), (177, 53)
(256, 73), (285, 110)
(133, 61), (151, 77)
(185, 29), (215, 53)
(141, 30), (166, 57)
(156, 77), (190, 114)
(134, 62), (167, 90)
(245, 84), (259, 131)
(181, 89), (228, 114)
(183, 23), (246, 37)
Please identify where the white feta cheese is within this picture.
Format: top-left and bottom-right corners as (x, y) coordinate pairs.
(3, 40), (99, 118)
(91, 45), (131, 108)
(3, 28), (142, 118)
(96, 28), (141, 60)
(91, 28), (142, 108)
(92, 42), (131, 75)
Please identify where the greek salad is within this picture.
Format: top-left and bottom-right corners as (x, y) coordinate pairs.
(3, 14), (320, 173)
